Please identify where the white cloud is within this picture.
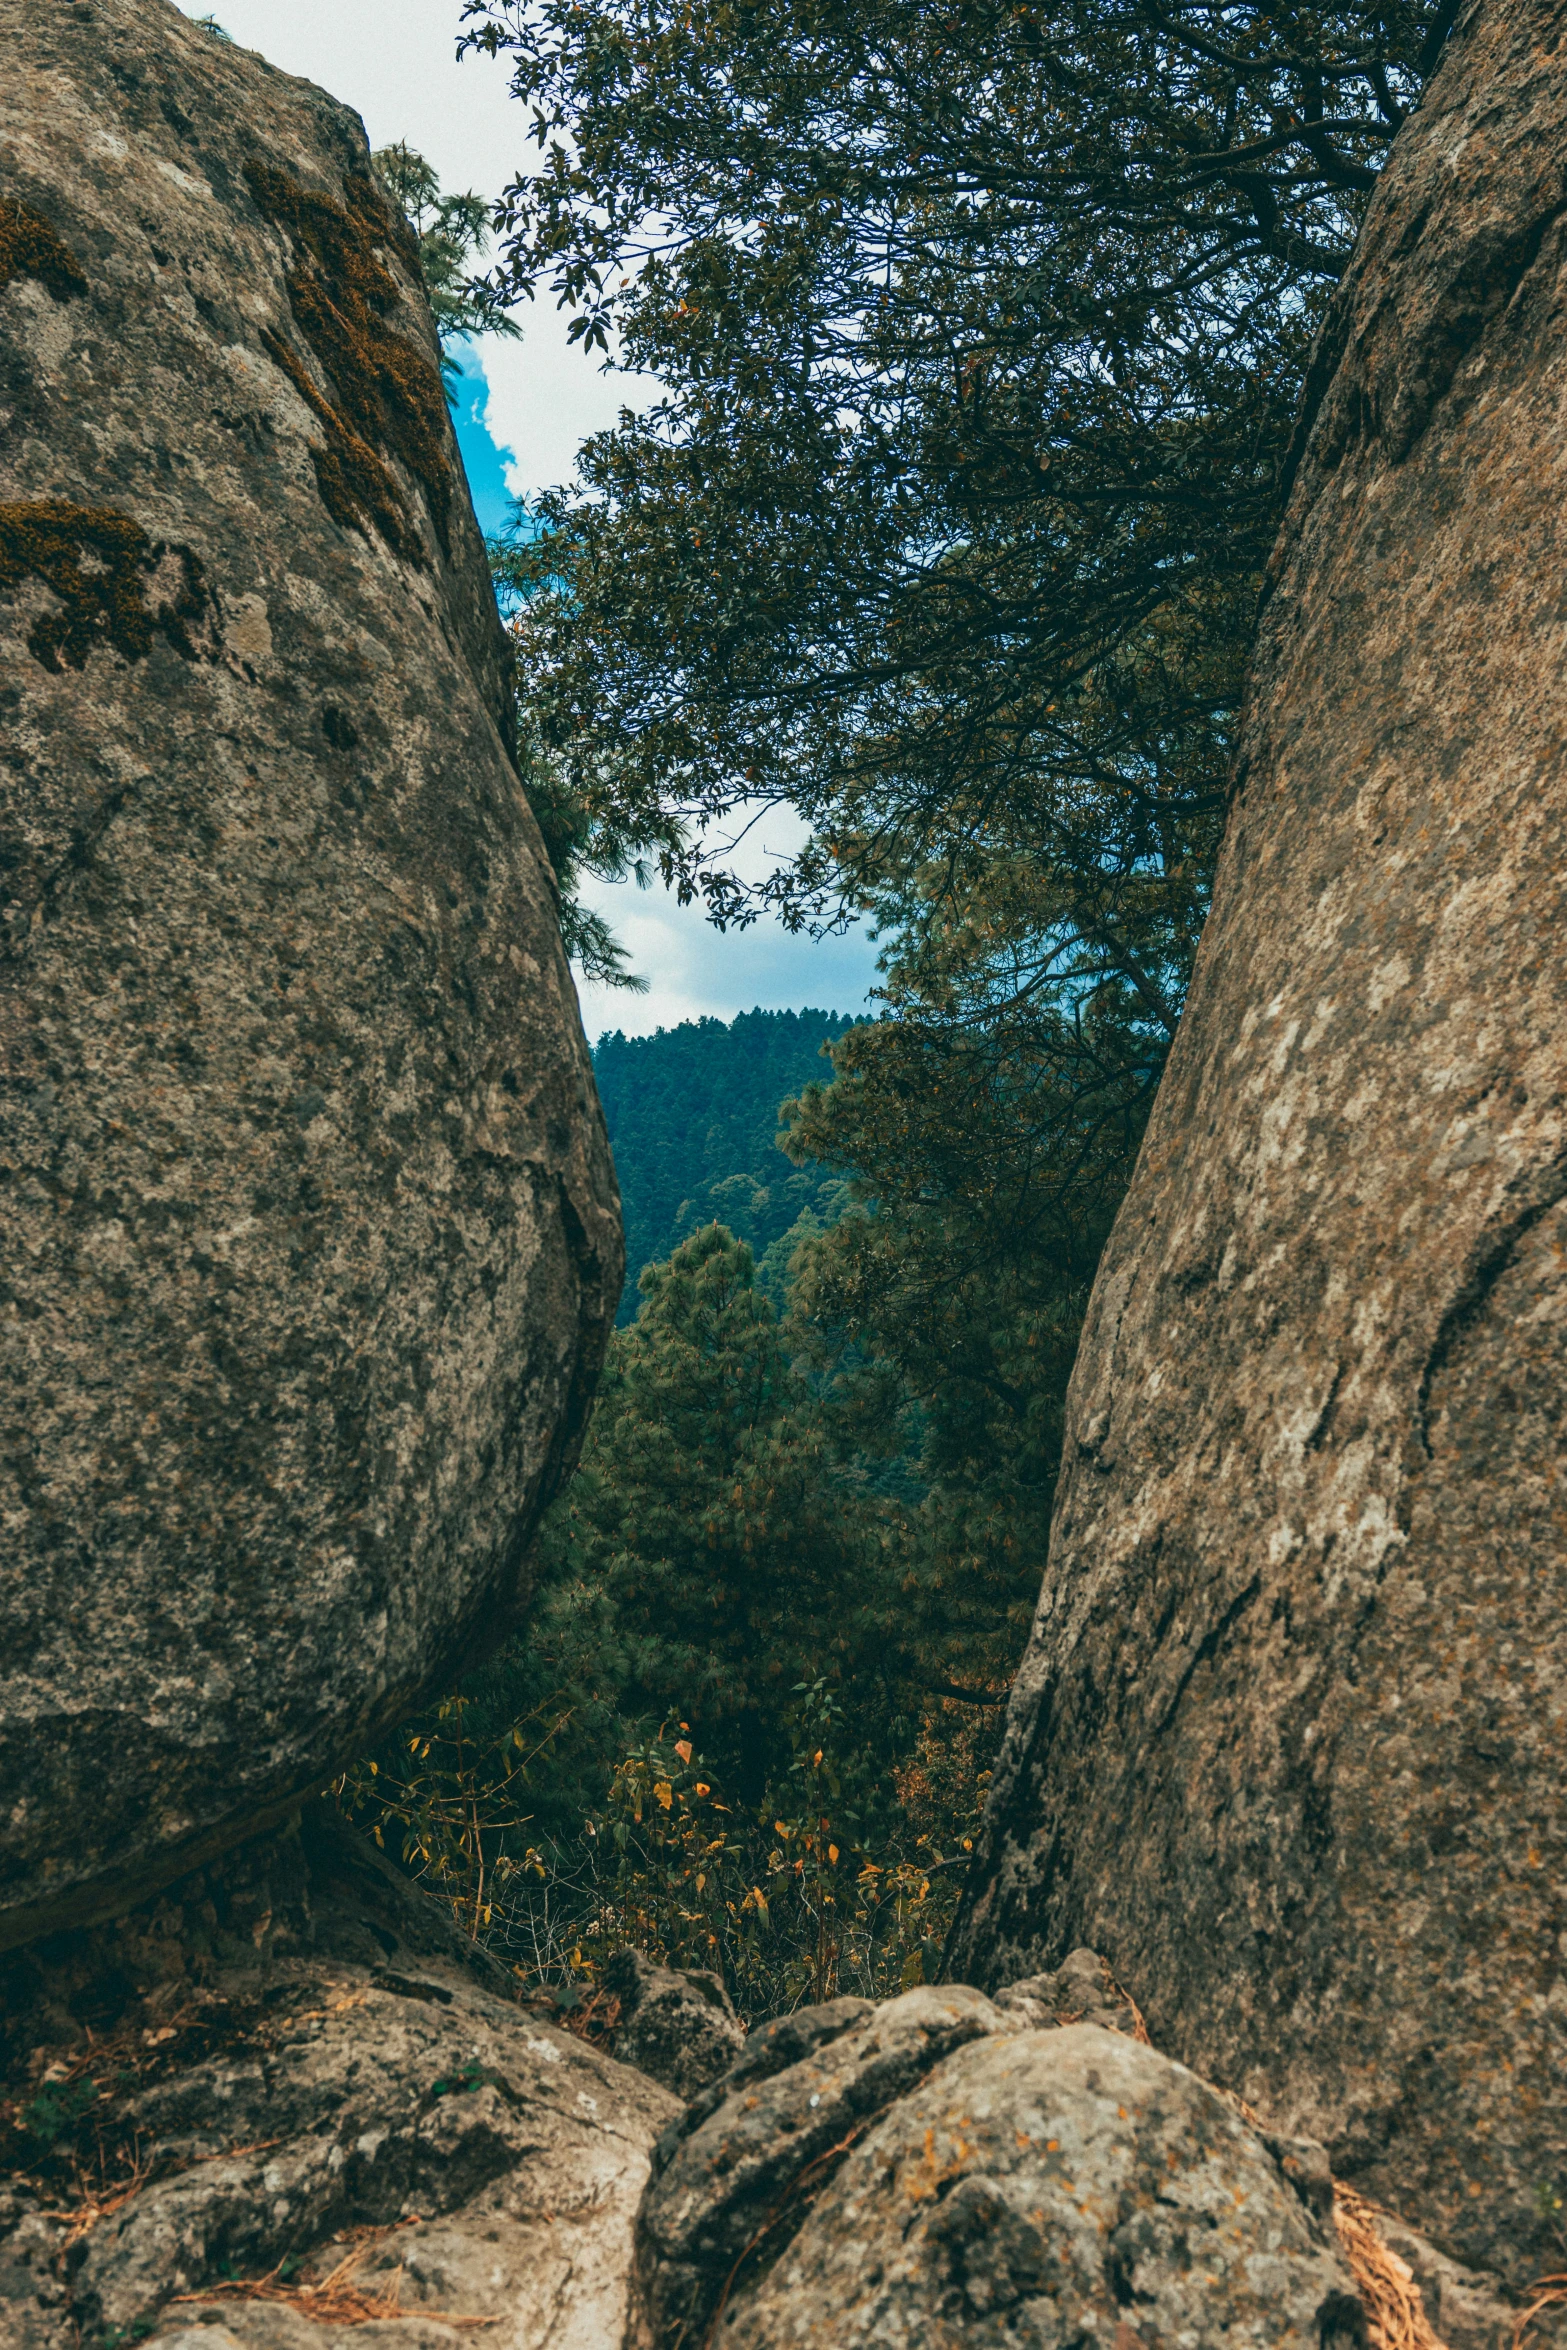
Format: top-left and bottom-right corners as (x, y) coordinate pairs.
(182, 1), (522, 194)
(572, 800), (882, 1039)
(573, 874), (881, 1044)
(477, 329), (651, 502)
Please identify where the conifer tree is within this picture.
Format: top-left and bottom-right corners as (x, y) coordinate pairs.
(547, 1222), (908, 1807)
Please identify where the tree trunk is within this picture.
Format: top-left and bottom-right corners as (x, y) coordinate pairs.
(952, 0), (1567, 2288)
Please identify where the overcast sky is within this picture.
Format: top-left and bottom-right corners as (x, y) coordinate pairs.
(178, 0), (881, 1040)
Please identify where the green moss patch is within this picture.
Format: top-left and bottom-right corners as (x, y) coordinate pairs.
(0, 197), (87, 302)
(245, 159), (451, 565)
(0, 501), (212, 672)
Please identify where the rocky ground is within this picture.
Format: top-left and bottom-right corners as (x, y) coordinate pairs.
(0, 1815), (1549, 2349)
(0, 1814), (676, 2350)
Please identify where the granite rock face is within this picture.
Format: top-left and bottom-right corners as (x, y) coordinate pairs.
(990, 1945), (1148, 2039)
(0, 1813), (678, 2350)
(952, 0), (1567, 2288)
(604, 1945), (747, 2100)
(630, 1985), (1019, 2349)
(633, 2004), (1367, 2350)
(0, 0), (619, 1948)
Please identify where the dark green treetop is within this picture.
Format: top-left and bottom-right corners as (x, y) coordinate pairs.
(463, 0), (1449, 982)
(595, 1006), (863, 1318)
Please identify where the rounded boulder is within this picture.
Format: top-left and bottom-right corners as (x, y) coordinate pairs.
(0, 0), (620, 1946)
(732, 2024), (1364, 2348)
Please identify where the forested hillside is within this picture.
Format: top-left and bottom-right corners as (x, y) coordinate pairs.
(594, 1007), (861, 1319)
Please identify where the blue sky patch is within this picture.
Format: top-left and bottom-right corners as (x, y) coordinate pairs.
(447, 340), (520, 539)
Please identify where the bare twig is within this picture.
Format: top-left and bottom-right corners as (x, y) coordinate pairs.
(1514, 2273), (1567, 2350)
(170, 2220), (497, 2330)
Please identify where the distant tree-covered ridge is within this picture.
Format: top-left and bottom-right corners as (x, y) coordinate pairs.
(594, 1006), (863, 1320)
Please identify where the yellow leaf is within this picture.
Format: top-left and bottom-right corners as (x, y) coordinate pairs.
(654, 1781), (673, 1810)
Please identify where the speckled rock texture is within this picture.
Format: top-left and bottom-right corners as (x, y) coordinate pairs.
(0, 0), (619, 1949)
(632, 2008), (1366, 2349)
(989, 1946), (1148, 2040)
(0, 1810), (678, 2350)
(629, 1985), (1080, 2349)
(951, 0), (1567, 2292)
(604, 1945), (747, 2100)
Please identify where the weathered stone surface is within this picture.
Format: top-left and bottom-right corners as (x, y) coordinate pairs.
(952, 0), (1567, 2289)
(629, 1984), (1025, 2348)
(605, 1944), (747, 2100)
(1373, 2216), (1529, 2350)
(643, 2022), (1367, 2349)
(0, 0), (619, 1948)
(0, 1811), (678, 2349)
(990, 1945), (1146, 2039)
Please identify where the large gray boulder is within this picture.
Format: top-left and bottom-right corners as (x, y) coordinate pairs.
(0, 0), (619, 1949)
(631, 1993), (1367, 2349)
(630, 1986), (1018, 2350)
(952, 0), (1567, 2292)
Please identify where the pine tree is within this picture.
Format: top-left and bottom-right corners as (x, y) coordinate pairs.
(547, 1222), (907, 1806)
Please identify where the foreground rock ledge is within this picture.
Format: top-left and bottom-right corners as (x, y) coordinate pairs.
(952, 0), (1567, 2291)
(0, 0), (620, 1947)
(0, 1814), (678, 2350)
(6, 1890), (1534, 2349)
(629, 1979), (1370, 2350)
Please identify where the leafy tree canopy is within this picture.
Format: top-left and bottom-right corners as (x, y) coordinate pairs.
(454, 0), (1453, 1608)
(463, 0), (1448, 990)
(372, 141), (521, 372)
(345, 0), (1460, 2004)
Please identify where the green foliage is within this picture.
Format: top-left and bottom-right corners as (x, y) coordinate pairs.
(371, 142), (520, 375)
(345, 0), (1456, 2019)
(574, 1693), (982, 2011)
(781, 899), (1169, 1695)
(430, 2061), (497, 2096)
(551, 1222), (906, 1801)
(341, 1220), (998, 2015)
(594, 1007), (862, 1318)
(336, 1693), (557, 1937)
(17, 2077), (96, 2147)
(439, 2), (1448, 1728)
(512, 718), (662, 991)
(457, 0), (1441, 956)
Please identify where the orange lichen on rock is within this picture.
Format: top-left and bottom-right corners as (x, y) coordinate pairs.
(0, 501), (211, 671)
(244, 158), (451, 563)
(0, 196), (87, 301)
